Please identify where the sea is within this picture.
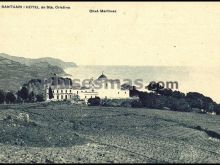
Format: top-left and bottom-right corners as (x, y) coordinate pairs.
(65, 65), (220, 103)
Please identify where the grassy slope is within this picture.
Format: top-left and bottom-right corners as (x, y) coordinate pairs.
(0, 102), (220, 163)
(0, 56), (67, 91)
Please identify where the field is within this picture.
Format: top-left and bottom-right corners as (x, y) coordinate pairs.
(0, 102), (220, 163)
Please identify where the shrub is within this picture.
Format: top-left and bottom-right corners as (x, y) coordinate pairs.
(154, 95), (168, 109)
(121, 100), (132, 108)
(129, 88), (140, 97)
(100, 99), (133, 107)
(138, 92), (166, 109)
(88, 97), (101, 106)
(202, 97), (215, 112)
(131, 100), (143, 108)
(138, 91), (191, 112)
(18, 86), (29, 102)
(36, 94), (45, 102)
(0, 90), (5, 104)
(28, 91), (35, 102)
(5, 92), (16, 104)
(186, 97), (203, 109)
(205, 102), (215, 113)
(139, 92), (158, 108)
(101, 99), (120, 107)
(169, 98), (192, 112)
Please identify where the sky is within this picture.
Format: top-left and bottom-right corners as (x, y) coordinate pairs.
(1, 2), (220, 66)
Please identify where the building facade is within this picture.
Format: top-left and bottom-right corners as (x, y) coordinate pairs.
(46, 73), (130, 101)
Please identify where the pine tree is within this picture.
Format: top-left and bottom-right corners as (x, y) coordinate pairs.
(48, 87), (54, 99)
(18, 86), (29, 102)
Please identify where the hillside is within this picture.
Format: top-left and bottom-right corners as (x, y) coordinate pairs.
(0, 102), (220, 163)
(0, 56), (68, 91)
(0, 53), (77, 69)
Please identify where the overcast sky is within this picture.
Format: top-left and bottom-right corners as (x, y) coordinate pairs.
(1, 2), (220, 66)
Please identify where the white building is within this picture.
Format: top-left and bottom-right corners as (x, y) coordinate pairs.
(46, 73), (130, 101)
(46, 87), (75, 101)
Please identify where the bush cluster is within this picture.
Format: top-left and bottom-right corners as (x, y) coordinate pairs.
(130, 82), (220, 114)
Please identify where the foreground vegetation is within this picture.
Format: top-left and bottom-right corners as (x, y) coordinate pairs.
(1, 72), (220, 116)
(87, 84), (220, 115)
(0, 101), (220, 163)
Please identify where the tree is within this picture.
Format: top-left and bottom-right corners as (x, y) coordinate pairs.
(28, 91), (35, 102)
(168, 98), (191, 112)
(5, 92), (16, 104)
(129, 87), (140, 97)
(146, 82), (164, 92)
(157, 88), (173, 97)
(0, 90), (5, 104)
(48, 87), (54, 99)
(18, 86), (29, 102)
(186, 92), (204, 100)
(186, 92), (215, 111)
(171, 90), (185, 99)
(138, 92), (158, 108)
(214, 104), (220, 115)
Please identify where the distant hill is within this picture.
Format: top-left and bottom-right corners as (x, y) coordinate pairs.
(0, 53), (77, 69)
(0, 56), (70, 91)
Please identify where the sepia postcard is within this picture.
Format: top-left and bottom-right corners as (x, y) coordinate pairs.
(0, 1), (220, 164)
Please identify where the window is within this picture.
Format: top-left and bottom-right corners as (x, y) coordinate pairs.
(65, 95), (67, 99)
(61, 95), (63, 99)
(66, 90), (67, 93)
(70, 95), (72, 98)
(70, 90), (71, 93)
(57, 90), (59, 93)
(125, 92), (126, 94)
(61, 90), (63, 93)
(118, 92), (119, 94)
(77, 91), (78, 94)
(57, 96), (59, 100)
(85, 96), (87, 98)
